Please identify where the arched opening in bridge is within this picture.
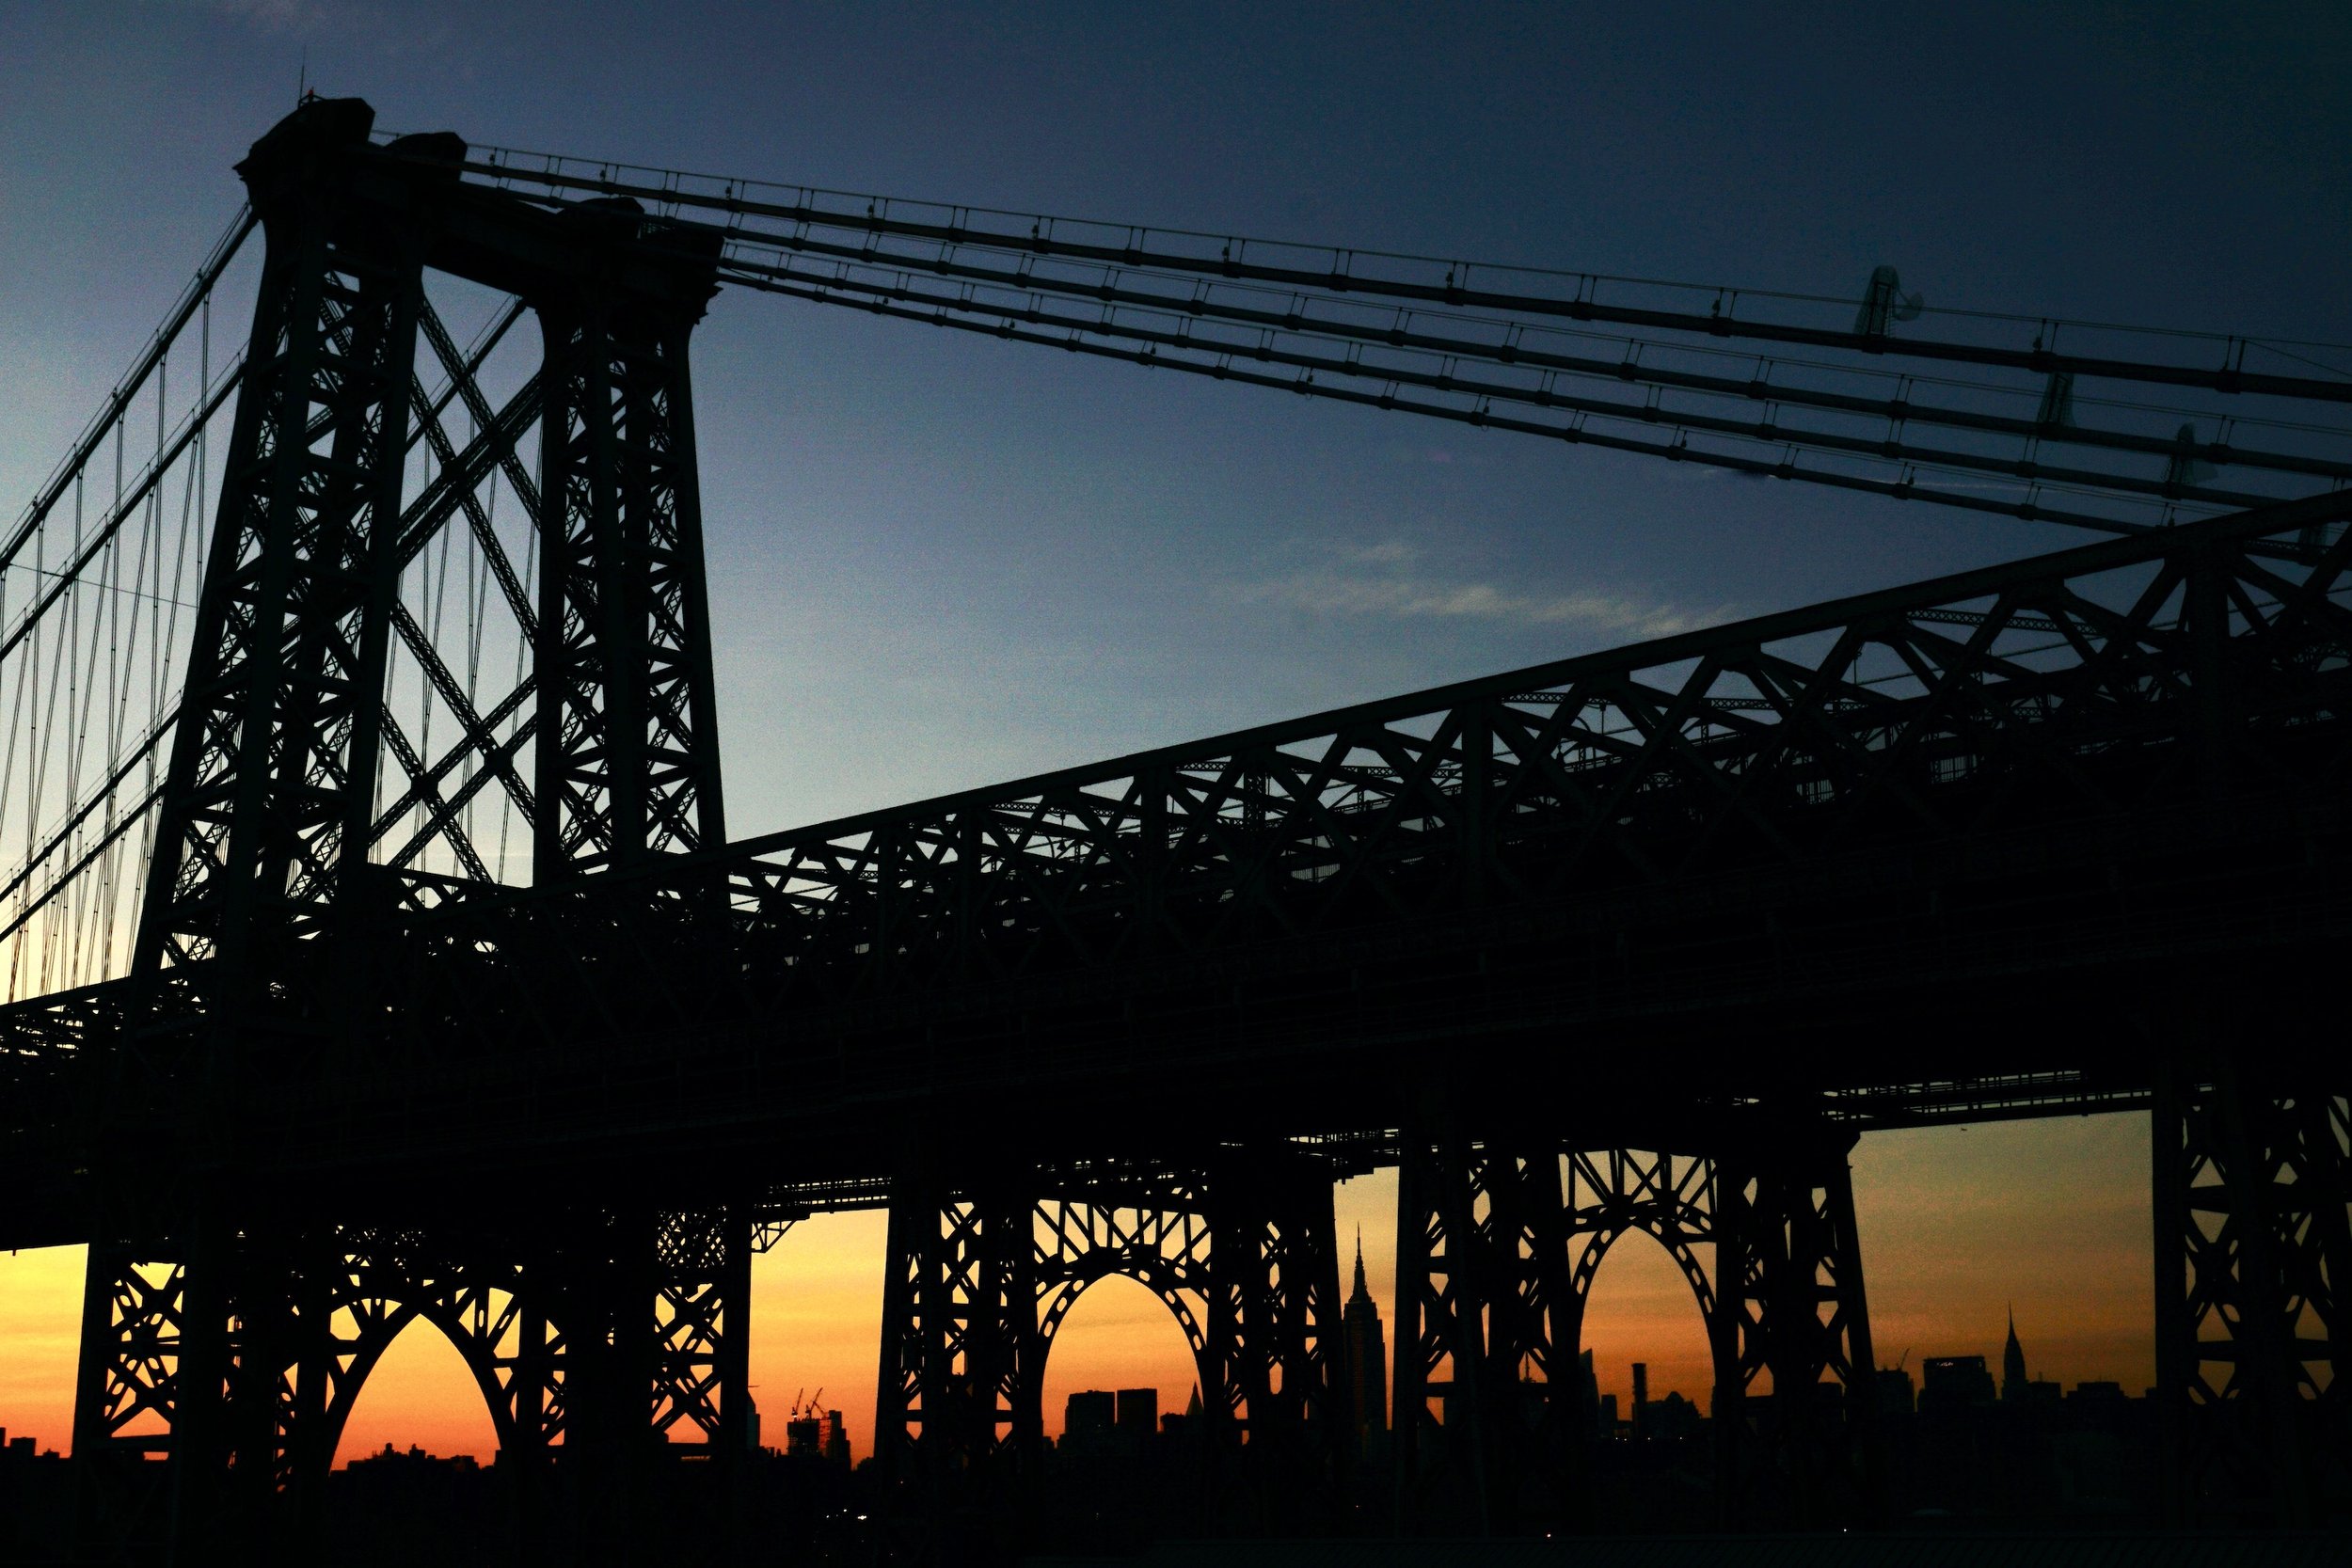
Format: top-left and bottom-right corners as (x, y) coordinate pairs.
(0, 1243), (85, 1454)
(1850, 1114), (2155, 1401)
(332, 1315), (499, 1467)
(747, 1210), (891, 1465)
(1578, 1227), (1715, 1436)
(1040, 1273), (1203, 1442)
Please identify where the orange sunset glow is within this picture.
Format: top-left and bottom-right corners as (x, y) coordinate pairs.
(0, 1116), (2152, 1465)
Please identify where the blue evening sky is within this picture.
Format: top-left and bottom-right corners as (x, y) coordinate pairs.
(3, 1), (2345, 836)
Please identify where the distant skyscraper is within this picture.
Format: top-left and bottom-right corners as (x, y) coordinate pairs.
(2002, 1307), (2027, 1402)
(1343, 1230), (1388, 1442)
(1920, 1354), (1997, 1414)
(821, 1408), (850, 1466)
(1065, 1389), (1116, 1441)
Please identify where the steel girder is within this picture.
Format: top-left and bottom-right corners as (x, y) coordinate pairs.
(2154, 1062), (2352, 1527)
(651, 1207), (752, 1450)
(713, 487), (2352, 997)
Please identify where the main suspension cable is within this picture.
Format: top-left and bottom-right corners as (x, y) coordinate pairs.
(416, 144), (2351, 534)
(438, 145), (2352, 403)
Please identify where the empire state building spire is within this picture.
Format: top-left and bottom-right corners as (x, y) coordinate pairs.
(1343, 1227), (1387, 1440)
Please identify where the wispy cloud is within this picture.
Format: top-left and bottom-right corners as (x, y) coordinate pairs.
(1233, 540), (1733, 641)
(1335, 539), (1417, 565)
(158, 0), (373, 31)
(150, 1), (472, 71)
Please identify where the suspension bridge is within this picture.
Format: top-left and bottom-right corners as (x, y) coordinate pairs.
(1, 95), (2347, 1559)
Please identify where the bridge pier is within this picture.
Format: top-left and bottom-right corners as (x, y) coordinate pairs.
(66, 1199), (755, 1564)
(875, 1168), (1044, 1494)
(71, 1243), (184, 1551)
(1709, 1122), (1883, 1530)
(2154, 1056), (2352, 1527)
(72, 1191), (330, 1562)
(1391, 1132), (1576, 1532)
(510, 1200), (755, 1563)
(1199, 1145), (1351, 1528)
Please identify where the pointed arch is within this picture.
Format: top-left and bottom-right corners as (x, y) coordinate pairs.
(326, 1306), (503, 1466)
(1559, 1149), (1721, 1388)
(294, 1242), (557, 1472)
(1035, 1199), (1216, 1408)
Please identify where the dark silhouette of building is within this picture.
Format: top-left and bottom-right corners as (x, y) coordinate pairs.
(1646, 1389), (1701, 1441)
(1883, 1328), (2161, 1528)
(1342, 1229), (1387, 1444)
(1574, 1349), (1603, 1435)
(1877, 1364), (1917, 1416)
(1631, 1361), (1650, 1439)
(1064, 1389), (1117, 1447)
(821, 1409), (850, 1467)
(1116, 1388), (1157, 1435)
(345, 1442), (478, 1475)
(1920, 1354), (1998, 1416)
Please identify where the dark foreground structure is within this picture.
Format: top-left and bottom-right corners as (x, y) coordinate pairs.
(0, 100), (2346, 1562)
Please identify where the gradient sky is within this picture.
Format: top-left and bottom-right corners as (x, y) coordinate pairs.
(1, 1), (2344, 1461)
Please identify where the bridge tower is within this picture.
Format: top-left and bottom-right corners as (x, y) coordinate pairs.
(70, 96), (742, 1558)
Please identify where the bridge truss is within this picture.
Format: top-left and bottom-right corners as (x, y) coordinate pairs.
(0, 96), (2347, 1557)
